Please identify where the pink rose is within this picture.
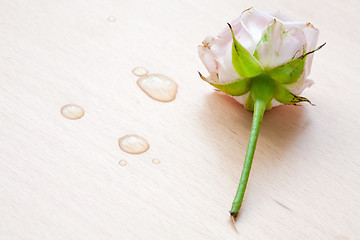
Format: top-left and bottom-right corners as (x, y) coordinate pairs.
(198, 8), (324, 220)
(198, 7), (320, 108)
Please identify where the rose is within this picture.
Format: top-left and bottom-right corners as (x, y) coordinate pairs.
(197, 8), (324, 220)
(198, 7), (323, 109)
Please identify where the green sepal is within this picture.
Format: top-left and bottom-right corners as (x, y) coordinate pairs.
(266, 57), (306, 84)
(274, 86), (314, 105)
(245, 94), (254, 111)
(198, 72), (251, 96)
(266, 43), (326, 84)
(228, 23), (263, 78)
(265, 100), (272, 110)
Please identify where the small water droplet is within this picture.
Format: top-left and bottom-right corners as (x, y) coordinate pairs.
(61, 104), (84, 120)
(118, 135), (149, 154)
(152, 159), (160, 164)
(119, 160), (127, 166)
(107, 16), (116, 22)
(137, 74), (178, 102)
(132, 67), (148, 77)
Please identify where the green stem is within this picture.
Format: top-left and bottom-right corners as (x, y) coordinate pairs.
(230, 99), (266, 218)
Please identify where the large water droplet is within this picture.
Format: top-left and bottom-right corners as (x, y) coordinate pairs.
(61, 104), (84, 120)
(132, 67), (148, 77)
(137, 74), (178, 102)
(118, 135), (149, 154)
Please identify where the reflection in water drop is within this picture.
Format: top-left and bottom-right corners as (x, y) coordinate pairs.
(107, 16), (116, 22)
(61, 104), (84, 120)
(119, 160), (127, 166)
(152, 159), (160, 164)
(132, 67), (148, 77)
(118, 135), (149, 154)
(137, 74), (178, 102)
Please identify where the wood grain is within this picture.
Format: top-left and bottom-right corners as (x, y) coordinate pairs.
(1, 0), (359, 239)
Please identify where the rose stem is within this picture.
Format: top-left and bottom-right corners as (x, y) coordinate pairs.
(230, 99), (266, 219)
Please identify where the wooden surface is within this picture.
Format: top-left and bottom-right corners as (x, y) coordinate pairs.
(1, 1), (359, 239)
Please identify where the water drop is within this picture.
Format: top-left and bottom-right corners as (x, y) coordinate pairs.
(132, 67), (148, 77)
(107, 16), (116, 22)
(119, 160), (127, 166)
(152, 159), (160, 164)
(137, 74), (178, 102)
(118, 135), (149, 154)
(61, 104), (84, 120)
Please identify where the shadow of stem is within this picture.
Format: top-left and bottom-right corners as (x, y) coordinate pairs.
(198, 91), (309, 170)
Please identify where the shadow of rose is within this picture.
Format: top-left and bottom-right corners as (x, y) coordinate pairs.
(198, 91), (310, 173)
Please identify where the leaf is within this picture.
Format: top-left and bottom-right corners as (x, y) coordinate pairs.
(198, 72), (251, 96)
(228, 23), (263, 78)
(274, 86), (314, 105)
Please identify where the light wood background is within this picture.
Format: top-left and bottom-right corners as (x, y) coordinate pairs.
(1, 0), (359, 239)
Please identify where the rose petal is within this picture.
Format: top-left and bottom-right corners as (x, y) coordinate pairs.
(303, 24), (319, 76)
(255, 20), (307, 69)
(266, 10), (293, 22)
